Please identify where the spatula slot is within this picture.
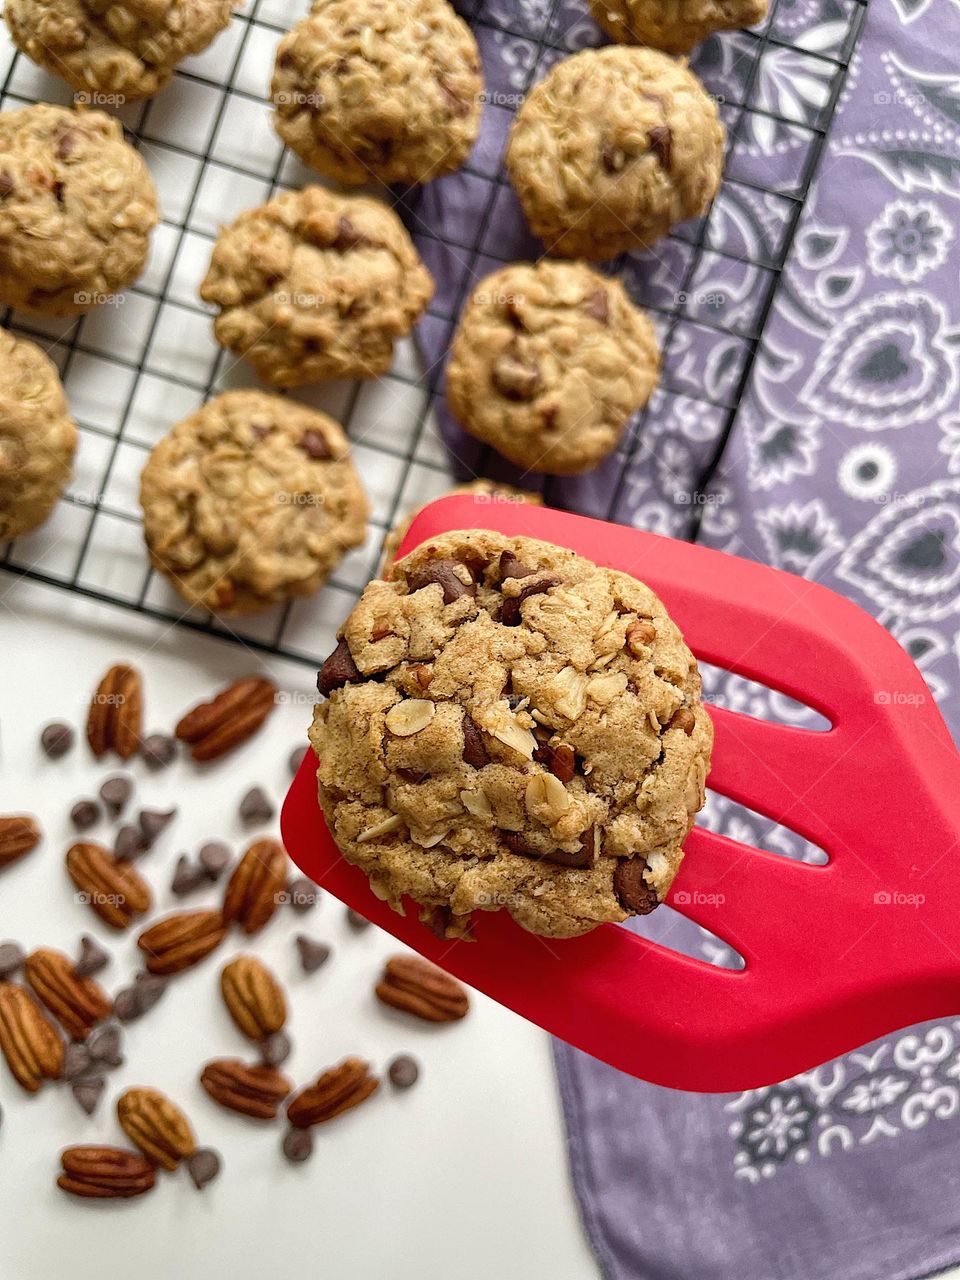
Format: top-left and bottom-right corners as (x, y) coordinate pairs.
(621, 905), (746, 972)
(701, 792), (830, 866)
(700, 661), (832, 731)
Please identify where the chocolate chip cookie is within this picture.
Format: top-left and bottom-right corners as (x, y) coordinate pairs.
(140, 390), (369, 615)
(4, 0), (234, 100)
(199, 185), (434, 387)
(506, 47), (724, 260)
(0, 330), (78, 539)
(309, 529), (711, 940)
(446, 261), (659, 475)
(272, 0), (482, 185)
(590, 0), (767, 53)
(0, 104), (158, 315)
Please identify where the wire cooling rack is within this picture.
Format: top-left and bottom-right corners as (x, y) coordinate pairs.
(0, 0), (868, 669)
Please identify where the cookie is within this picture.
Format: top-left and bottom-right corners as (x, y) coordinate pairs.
(590, 0), (767, 53)
(380, 480), (543, 572)
(139, 390), (369, 615)
(0, 330), (78, 539)
(506, 47), (724, 260)
(446, 261), (659, 475)
(309, 529), (711, 940)
(271, 0), (482, 185)
(0, 104), (158, 315)
(4, 0), (234, 100)
(199, 186), (434, 387)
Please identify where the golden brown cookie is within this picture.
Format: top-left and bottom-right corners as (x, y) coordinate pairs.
(590, 0), (767, 53)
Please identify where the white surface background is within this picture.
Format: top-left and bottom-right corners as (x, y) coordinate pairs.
(0, 579), (599, 1280)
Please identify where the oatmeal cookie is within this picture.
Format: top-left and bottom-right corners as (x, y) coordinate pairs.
(590, 0), (767, 53)
(446, 261), (659, 474)
(199, 185), (434, 387)
(271, 0), (482, 185)
(309, 529), (711, 940)
(506, 46), (724, 260)
(0, 104), (158, 315)
(140, 390), (369, 614)
(4, 0), (234, 100)
(380, 480), (543, 572)
(0, 330), (78, 539)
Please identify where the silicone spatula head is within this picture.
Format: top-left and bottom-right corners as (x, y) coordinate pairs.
(282, 495), (960, 1092)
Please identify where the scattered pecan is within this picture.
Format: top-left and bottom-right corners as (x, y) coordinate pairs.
(137, 910), (227, 975)
(65, 841), (151, 930)
(174, 676), (277, 762)
(200, 1058), (292, 1120)
(613, 858), (659, 915)
(0, 981), (64, 1093)
(375, 954), (469, 1023)
(117, 1086), (196, 1171)
(286, 1057), (379, 1129)
(0, 814), (41, 870)
(24, 948), (111, 1040)
(220, 954), (287, 1041)
(222, 839), (288, 935)
(57, 1146), (156, 1199)
(86, 664), (143, 759)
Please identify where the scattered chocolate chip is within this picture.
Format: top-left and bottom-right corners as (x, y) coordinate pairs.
(70, 799), (100, 831)
(99, 775), (132, 815)
(186, 1148), (221, 1191)
(134, 972), (167, 1014)
(647, 124), (672, 171)
(40, 722), (74, 758)
(296, 935), (331, 973)
(501, 574), (561, 626)
(138, 808), (176, 842)
(74, 934), (109, 978)
(317, 638), (363, 698)
(0, 171), (14, 199)
(346, 908), (370, 932)
(534, 741), (576, 783)
(63, 1042), (91, 1081)
(668, 707), (696, 736)
(492, 352), (541, 401)
(461, 712), (489, 768)
(583, 288), (609, 323)
(114, 824), (148, 861)
(198, 841), (231, 880)
(287, 876), (318, 913)
(86, 1023), (123, 1068)
(496, 550), (535, 583)
(112, 986), (141, 1023)
(288, 745), (308, 775)
(171, 854), (205, 896)
(613, 857), (659, 915)
(388, 1054), (420, 1089)
(260, 1029), (292, 1068)
(334, 215), (370, 250)
(0, 942), (25, 979)
(406, 559), (477, 606)
(71, 1076), (106, 1116)
(282, 1127), (314, 1164)
(299, 429), (331, 460)
(140, 733), (176, 770)
(239, 786), (275, 825)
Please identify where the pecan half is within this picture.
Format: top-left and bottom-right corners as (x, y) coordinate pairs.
(375, 954), (469, 1022)
(137, 910), (228, 975)
(24, 948), (111, 1040)
(175, 677), (277, 762)
(86, 664), (143, 759)
(0, 814), (41, 870)
(0, 981), (64, 1092)
(220, 954), (287, 1041)
(66, 841), (151, 930)
(222, 840), (288, 935)
(58, 1146), (156, 1199)
(200, 1058), (292, 1119)
(117, 1086), (196, 1171)
(286, 1057), (379, 1129)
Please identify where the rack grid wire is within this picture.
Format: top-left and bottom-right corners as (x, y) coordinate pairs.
(0, 0), (869, 669)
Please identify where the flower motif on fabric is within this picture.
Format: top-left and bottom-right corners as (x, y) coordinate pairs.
(837, 443), (898, 502)
(866, 200), (953, 284)
(755, 499), (842, 576)
(735, 1087), (815, 1165)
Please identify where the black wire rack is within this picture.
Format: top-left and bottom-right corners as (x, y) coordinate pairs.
(0, 0), (869, 670)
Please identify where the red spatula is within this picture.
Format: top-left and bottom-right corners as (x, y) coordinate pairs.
(281, 494), (960, 1093)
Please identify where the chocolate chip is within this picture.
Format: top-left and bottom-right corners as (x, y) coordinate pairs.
(317, 637), (363, 697)
(668, 707), (696, 736)
(346, 908), (370, 931)
(70, 799), (100, 830)
(397, 768), (430, 784)
(260, 1029), (292, 1067)
(134, 972), (167, 1014)
(86, 1023), (122, 1067)
(288, 745), (308, 775)
(501, 574), (561, 626)
(114, 824), (148, 861)
(334, 215), (370, 250)
(171, 854), (205, 896)
(140, 733), (176, 770)
(534, 741), (576, 783)
(52, 179), (65, 205)
(296, 934), (331, 973)
(461, 712), (489, 768)
(503, 832), (541, 858)
(299, 429), (331, 460)
(239, 786), (275, 825)
(56, 129), (78, 160)
(504, 831), (593, 868)
(420, 906), (452, 939)
(112, 986), (141, 1023)
(648, 125), (672, 171)
(0, 942), (24, 980)
(613, 858), (659, 915)
(198, 841), (231, 880)
(583, 288), (609, 323)
(74, 934), (109, 978)
(99, 775), (132, 815)
(287, 876), (318, 912)
(492, 352), (541, 401)
(0, 171), (14, 199)
(388, 1054), (420, 1089)
(496, 550), (535, 583)
(186, 1148), (221, 1191)
(406, 558), (477, 605)
(283, 1127), (314, 1164)
(139, 808), (176, 842)
(40, 722), (74, 758)
(601, 144), (627, 173)
(72, 1077), (106, 1116)
(63, 1042), (91, 1081)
